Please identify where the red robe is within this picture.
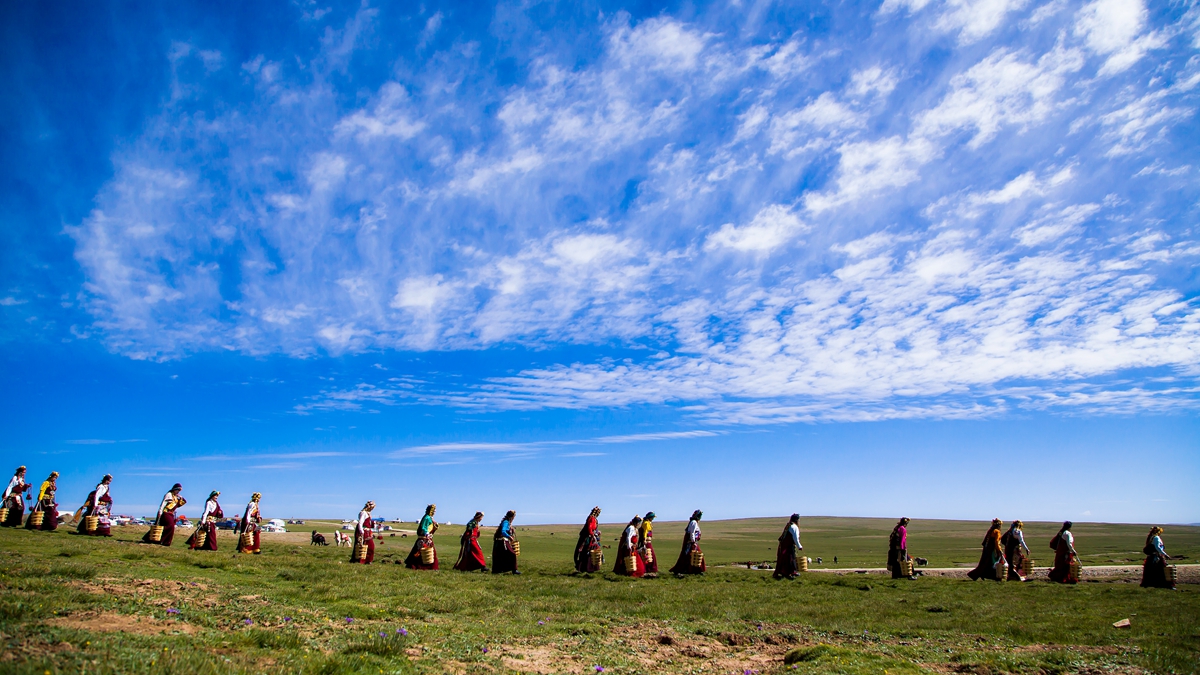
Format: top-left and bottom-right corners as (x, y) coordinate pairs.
(188, 504), (222, 551)
(774, 526), (800, 579)
(967, 527), (1004, 581)
(236, 503), (262, 553)
(613, 529), (646, 577)
(669, 521), (706, 575)
(574, 515), (601, 573)
(351, 517), (375, 564)
(1047, 532), (1078, 584)
(454, 524), (488, 571)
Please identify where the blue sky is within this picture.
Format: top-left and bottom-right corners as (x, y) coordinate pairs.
(1, 0), (1197, 524)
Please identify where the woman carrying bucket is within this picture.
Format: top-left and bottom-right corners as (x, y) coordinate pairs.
(573, 507), (603, 573)
(1140, 527), (1175, 589)
(638, 512), (658, 577)
(492, 511), (519, 575)
(405, 504), (440, 570)
(967, 519), (1006, 581)
(774, 514), (804, 580)
(669, 510), (706, 576)
(2, 466), (31, 528)
(1047, 521), (1079, 584)
(453, 511), (488, 572)
(236, 493), (263, 554)
(143, 483), (185, 545)
(614, 515), (646, 577)
(888, 517), (916, 580)
(350, 501), (375, 564)
(1001, 520), (1031, 581)
(76, 475), (113, 536)
(187, 491), (223, 551)
(25, 471), (58, 531)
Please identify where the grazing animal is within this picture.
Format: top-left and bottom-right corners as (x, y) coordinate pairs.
(334, 531), (351, 547)
(310, 531), (328, 546)
(915, 557), (929, 566)
(816, 557), (823, 564)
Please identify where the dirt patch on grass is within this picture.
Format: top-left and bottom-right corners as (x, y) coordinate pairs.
(68, 576), (221, 607)
(500, 645), (580, 674)
(47, 611), (197, 636)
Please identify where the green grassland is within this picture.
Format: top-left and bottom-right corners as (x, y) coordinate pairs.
(1, 518), (1196, 675)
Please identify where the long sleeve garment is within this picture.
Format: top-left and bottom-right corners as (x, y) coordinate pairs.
(621, 524), (638, 550)
(201, 498), (220, 522)
(1061, 530), (1076, 555)
(417, 515), (435, 537)
(239, 502), (260, 532)
(638, 520), (652, 544)
(4, 476), (26, 502)
(1150, 535), (1166, 557)
(356, 510), (372, 536)
(92, 484), (109, 510)
(788, 522), (803, 550)
(496, 519), (513, 539)
(684, 520), (701, 544)
(157, 492), (181, 519)
(1013, 528), (1029, 553)
(38, 481), (54, 502)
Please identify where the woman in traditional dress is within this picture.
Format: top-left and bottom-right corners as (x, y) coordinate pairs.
(1047, 521), (1079, 584)
(236, 492), (263, 554)
(1001, 520), (1031, 581)
(26, 471), (58, 531)
(405, 504), (440, 570)
(888, 517), (915, 579)
(351, 501), (375, 564)
(454, 511), (488, 572)
(638, 512), (657, 578)
(968, 519), (1006, 581)
(614, 516), (646, 577)
(1140, 526), (1174, 589)
(573, 507), (603, 573)
(774, 514), (804, 580)
(2, 466), (31, 528)
(143, 483), (185, 545)
(76, 475), (113, 536)
(187, 491), (222, 551)
(669, 510), (706, 575)
(492, 510), (519, 575)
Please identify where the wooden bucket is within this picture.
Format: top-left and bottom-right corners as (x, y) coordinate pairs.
(1022, 558), (1035, 576)
(420, 545), (436, 565)
(194, 529), (207, 547)
(995, 561), (1007, 581)
(624, 555), (638, 572)
(690, 550), (704, 568)
(239, 531), (254, 549)
(797, 555), (808, 573)
(1069, 559), (1082, 579)
(353, 542), (367, 560)
(0, 507), (9, 523)
(85, 515), (99, 532)
(642, 547), (652, 564)
(1167, 565), (1178, 585)
(589, 548), (603, 567)
(148, 525), (163, 542)
(29, 511), (44, 527)
(900, 558), (913, 576)
(511, 540), (521, 556)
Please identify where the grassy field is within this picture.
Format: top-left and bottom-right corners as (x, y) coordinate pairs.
(1, 517), (1196, 675)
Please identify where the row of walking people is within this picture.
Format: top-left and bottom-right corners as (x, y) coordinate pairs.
(891, 517), (1177, 590)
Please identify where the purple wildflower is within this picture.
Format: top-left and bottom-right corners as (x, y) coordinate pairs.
(537, 621), (544, 626)
(398, 627), (408, 636)
(283, 617), (292, 622)
(243, 619), (253, 625)
(345, 617), (354, 623)
(594, 666), (605, 673)
(166, 608), (180, 615)
(482, 647), (489, 654)
(379, 632), (387, 638)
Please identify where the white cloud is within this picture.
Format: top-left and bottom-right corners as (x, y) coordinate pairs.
(936, 0), (1031, 44)
(916, 47), (1083, 147)
(1075, 0), (1165, 75)
(705, 204), (807, 253)
(335, 82), (426, 142)
(805, 136), (936, 212)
